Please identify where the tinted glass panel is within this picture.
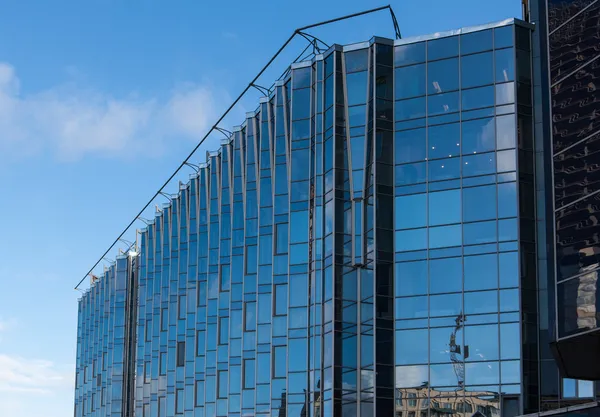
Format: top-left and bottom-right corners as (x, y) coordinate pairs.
(428, 58), (459, 94)
(461, 52), (494, 88)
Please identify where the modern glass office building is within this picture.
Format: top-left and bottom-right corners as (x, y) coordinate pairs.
(74, 17), (553, 417)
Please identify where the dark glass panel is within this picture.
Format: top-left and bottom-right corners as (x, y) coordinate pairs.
(428, 91), (459, 116)
(557, 274), (600, 337)
(494, 26), (514, 49)
(430, 257), (462, 294)
(396, 97), (426, 121)
(461, 29), (493, 54)
(549, 1), (600, 83)
(462, 117), (495, 154)
(395, 194), (427, 230)
(428, 123), (460, 160)
(554, 131), (600, 208)
(395, 128), (426, 163)
(395, 162), (427, 186)
(429, 189), (461, 226)
(345, 48), (369, 72)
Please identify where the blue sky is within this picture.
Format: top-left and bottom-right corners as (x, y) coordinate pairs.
(0, 1), (521, 416)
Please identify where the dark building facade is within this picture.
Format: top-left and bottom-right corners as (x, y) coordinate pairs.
(74, 16), (596, 417)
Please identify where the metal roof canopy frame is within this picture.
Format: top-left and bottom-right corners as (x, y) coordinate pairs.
(75, 4), (402, 290)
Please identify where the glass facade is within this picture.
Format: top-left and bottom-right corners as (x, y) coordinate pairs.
(75, 19), (539, 417)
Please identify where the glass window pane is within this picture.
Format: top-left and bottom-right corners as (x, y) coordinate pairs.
(500, 289), (519, 312)
(496, 114), (516, 150)
(498, 182), (517, 217)
(395, 128), (426, 163)
(292, 88), (311, 119)
(396, 296), (428, 319)
(396, 329), (428, 365)
(345, 49), (368, 72)
(465, 290), (498, 314)
(288, 339), (307, 371)
(496, 82), (515, 106)
(429, 189), (461, 226)
(430, 257), (462, 294)
(499, 218), (518, 242)
(466, 361), (500, 385)
(497, 149), (516, 172)
(461, 85), (494, 110)
(430, 327), (455, 363)
(499, 252), (519, 288)
(428, 91), (459, 116)
(395, 228), (427, 252)
(429, 224), (462, 248)
(463, 152), (496, 177)
(501, 360), (520, 384)
(395, 194), (427, 230)
(346, 71), (368, 106)
(289, 274), (308, 307)
(460, 29), (493, 54)
(293, 67), (311, 89)
(495, 48), (515, 82)
(463, 185), (497, 222)
(395, 162), (426, 186)
(428, 36), (459, 60)
(500, 323), (520, 360)
(465, 324), (499, 361)
(430, 293), (462, 317)
(494, 26), (513, 49)
(395, 64), (426, 99)
(428, 157), (460, 182)
(274, 346), (286, 378)
(428, 123), (460, 160)
(465, 254), (498, 291)
(396, 97), (426, 121)
(395, 42), (426, 67)
(461, 52), (494, 88)
(461, 117), (495, 154)
(396, 261), (427, 296)
(290, 211), (308, 243)
(428, 58), (459, 94)
(464, 220), (497, 245)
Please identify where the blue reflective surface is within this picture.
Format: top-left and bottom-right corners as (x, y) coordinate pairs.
(75, 21), (530, 417)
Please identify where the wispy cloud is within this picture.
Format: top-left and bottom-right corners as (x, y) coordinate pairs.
(0, 62), (230, 161)
(0, 354), (73, 395)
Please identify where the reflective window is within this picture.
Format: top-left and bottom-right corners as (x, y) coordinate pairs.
(466, 324), (499, 361)
(396, 296), (428, 319)
(428, 58), (459, 94)
(498, 183), (518, 219)
(430, 257), (462, 294)
(429, 189), (461, 226)
(496, 115), (516, 150)
(466, 361), (499, 385)
(395, 64), (426, 99)
(465, 290), (498, 314)
(428, 157), (460, 182)
(464, 220), (497, 245)
(429, 123), (460, 160)
(396, 261), (427, 296)
(495, 82), (515, 106)
(395, 42), (426, 67)
(288, 339), (307, 371)
(500, 323), (520, 360)
(395, 194), (426, 230)
(430, 293), (462, 317)
(429, 224), (462, 248)
(499, 252), (519, 288)
(396, 162), (426, 186)
(243, 359), (255, 388)
(463, 152), (496, 177)
(460, 29), (493, 55)
(292, 88), (311, 119)
(462, 117), (495, 154)
(465, 254), (498, 291)
(396, 329), (428, 365)
(289, 274), (308, 307)
(428, 91), (459, 116)
(346, 71), (368, 105)
(431, 363), (458, 387)
(461, 52), (493, 88)
(463, 185), (496, 222)
(396, 97), (426, 121)
(395, 128), (426, 163)
(494, 26), (513, 49)
(273, 346), (286, 378)
(427, 36), (459, 60)
(495, 48), (515, 82)
(500, 289), (519, 312)
(497, 149), (516, 172)
(462, 85), (494, 110)
(345, 49), (369, 72)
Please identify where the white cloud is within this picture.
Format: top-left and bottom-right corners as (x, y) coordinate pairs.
(0, 62), (228, 161)
(0, 354), (73, 395)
